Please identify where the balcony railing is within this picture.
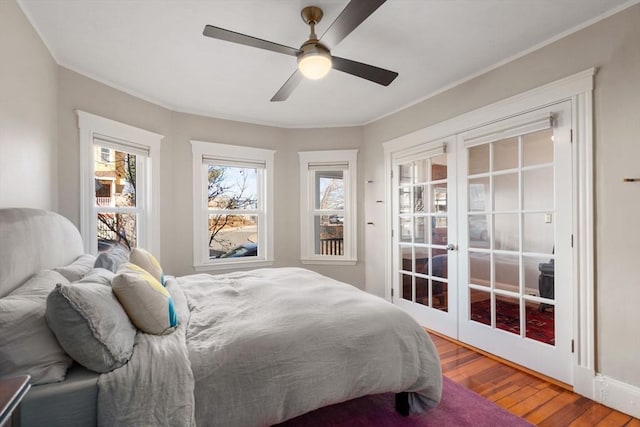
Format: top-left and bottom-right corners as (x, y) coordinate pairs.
(96, 197), (114, 207)
(320, 238), (343, 256)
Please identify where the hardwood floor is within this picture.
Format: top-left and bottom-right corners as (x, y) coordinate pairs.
(429, 333), (640, 426)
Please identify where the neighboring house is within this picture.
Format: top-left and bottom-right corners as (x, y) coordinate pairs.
(1, 0), (639, 420)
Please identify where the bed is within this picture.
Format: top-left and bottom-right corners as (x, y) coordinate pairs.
(0, 208), (442, 426)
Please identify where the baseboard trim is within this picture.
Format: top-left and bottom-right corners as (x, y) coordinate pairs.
(595, 374), (640, 419)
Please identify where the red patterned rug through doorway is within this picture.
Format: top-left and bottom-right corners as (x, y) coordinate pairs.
(470, 299), (555, 345)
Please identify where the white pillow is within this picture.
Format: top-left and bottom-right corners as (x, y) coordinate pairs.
(53, 254), (96, 282)
(0, 270), (73, 384)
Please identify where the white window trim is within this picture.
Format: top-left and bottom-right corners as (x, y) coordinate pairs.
(77, 110), (163, 257)
(191, 141), (275, 271)
(299, 149), (358, 265)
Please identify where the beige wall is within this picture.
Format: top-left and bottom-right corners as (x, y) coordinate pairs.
(56, 68), (365, 287)
(0, 0), (58, 209)
(362, 4), (640, 387)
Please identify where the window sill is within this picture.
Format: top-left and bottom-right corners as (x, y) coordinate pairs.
(194, 258), (275, 272)
(300, 258), (357, 266)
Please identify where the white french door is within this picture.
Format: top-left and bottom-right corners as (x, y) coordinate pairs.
(391, 141), (458, 337)
(458, 101), (573, 384)
(390, 101), (574, 384)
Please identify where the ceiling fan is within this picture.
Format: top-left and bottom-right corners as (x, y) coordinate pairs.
(202, 0), (398, 102)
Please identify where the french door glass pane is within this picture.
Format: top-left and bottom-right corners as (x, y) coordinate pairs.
(401, 273), (412, 301)
(208, 214), (258, 258)
(97, 212), (136, 251)
(523, 167), (553, 210)
(432, 184), (447, 213)
(494, 253), (519, 292)
(207, 165), (258, 210)
(94, 147), (137, 208)
(432, 155), (448, 180)
(415, 246), (429, 275)
(399, 216), (412, 242)
(399, 187), (412, 213)
(526, 300), (555, 345)
(494, 213), (519, 251)
(523, 256), (551, 297)
(469, 214), (489, 247)
(433, 216), (447, 245)
(316, 171), (344, 210)
(523, 213), (554, 254)
(469, 252), (490, 287)
(494, 173), (518, 211)
(523, 129), (553, 166)
(416, 276), (428, 306)
(493, 137), (519, 171)
(495, 295), (521, 336)
(470, 289), (491, 325)
(400, 246), (412, 272)
(414, 185), (427, 212)
(414, 216), (428, 243)
(468, 178), (489, 212)
(468, 144), (490, 175)
(399, 164), (413, 184)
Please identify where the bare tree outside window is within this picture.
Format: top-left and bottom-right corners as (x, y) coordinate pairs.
(207, 165), (259, 257)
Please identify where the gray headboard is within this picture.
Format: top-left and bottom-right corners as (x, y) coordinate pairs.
(0, 208), (84, 297)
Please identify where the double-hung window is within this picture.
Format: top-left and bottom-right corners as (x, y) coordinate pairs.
(78, 111), (162, 255)
(192, 141), (275, 270)
(299, 150), (357, 265)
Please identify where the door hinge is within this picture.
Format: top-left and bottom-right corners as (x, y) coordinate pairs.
(571, 234), (574, 248)
(390, 169), (394, 179)
(391, 229), (394, 238)
(570, 129), (573, 143)
(391, 288), (394, 301)
(571, 339), (575, 353)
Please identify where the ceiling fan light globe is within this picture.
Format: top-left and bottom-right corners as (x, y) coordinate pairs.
(298, 54), (332, 79)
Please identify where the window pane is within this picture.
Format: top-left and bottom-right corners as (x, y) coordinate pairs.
(468, 178), (489, 212)
(316, 171), (344, 210)
(494, 172), (518, 212)
(414, 185), (426, 212)
(469, 214), (489, 247)
(431, 155), (447, 180)
(523, 166), (553, 211)
(469, 252), (490, 287)
(208, 165), (258, 210)
(495, 253), (519, 292)
(208, 214), (258, 258)
(399, 163), (413, 184)
(314, 215), (344, 255)
(470, 289), (491, 325)
(493, 137), (519, 171)
(432, 184), (447, 213)
(97, 212), (136, 251)
(399, 187), (412, 214)
(414, 216), (427, 244)
(468, 144), (490, 175)
(94, 147), (137, 208)
(494, 213), (519, 251)
(523, 129), (553, 167)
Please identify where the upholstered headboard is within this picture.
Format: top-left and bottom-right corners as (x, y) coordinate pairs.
(0, 208), (84, 297)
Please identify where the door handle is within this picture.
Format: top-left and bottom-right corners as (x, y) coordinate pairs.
(446, 243), (457, 251)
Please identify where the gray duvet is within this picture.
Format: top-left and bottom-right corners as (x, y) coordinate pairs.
(99, 267), (442, 427)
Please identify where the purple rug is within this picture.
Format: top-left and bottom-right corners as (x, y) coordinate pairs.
(276, 376), (533, 426)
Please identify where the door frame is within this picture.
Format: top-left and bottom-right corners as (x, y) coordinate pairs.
(383, 68), (595, 396)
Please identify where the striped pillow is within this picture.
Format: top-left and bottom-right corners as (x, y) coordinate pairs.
(129, 248), (165, 286)
(112, 263), (178, 335)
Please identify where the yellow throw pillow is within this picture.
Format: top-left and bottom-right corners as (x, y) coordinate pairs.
(112, 263), (178, 335)
(129, 248), (165, 285)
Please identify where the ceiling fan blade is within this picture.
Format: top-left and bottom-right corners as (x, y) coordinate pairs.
(319, 0), (387, 49)
(203, 25), (300, 57)
(331, 56), (398, 86)
(271, 70), (304, 102)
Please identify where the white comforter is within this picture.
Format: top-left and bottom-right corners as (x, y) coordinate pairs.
(99, 267), (442, 427)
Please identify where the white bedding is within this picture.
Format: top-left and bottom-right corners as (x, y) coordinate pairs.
(98, 267), (442, 426)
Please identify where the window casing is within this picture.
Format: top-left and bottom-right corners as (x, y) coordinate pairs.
(191, 141), (275, 271)
(299, 150), (357, 265)
(78, 111), (162, 256)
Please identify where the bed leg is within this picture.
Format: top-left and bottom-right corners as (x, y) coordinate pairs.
(395, 392), (410, 416)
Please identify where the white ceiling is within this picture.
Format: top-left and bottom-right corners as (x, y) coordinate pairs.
(18, 0), (635, 128)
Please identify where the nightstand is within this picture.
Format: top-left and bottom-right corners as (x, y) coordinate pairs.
(0, 376), (30, 427)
